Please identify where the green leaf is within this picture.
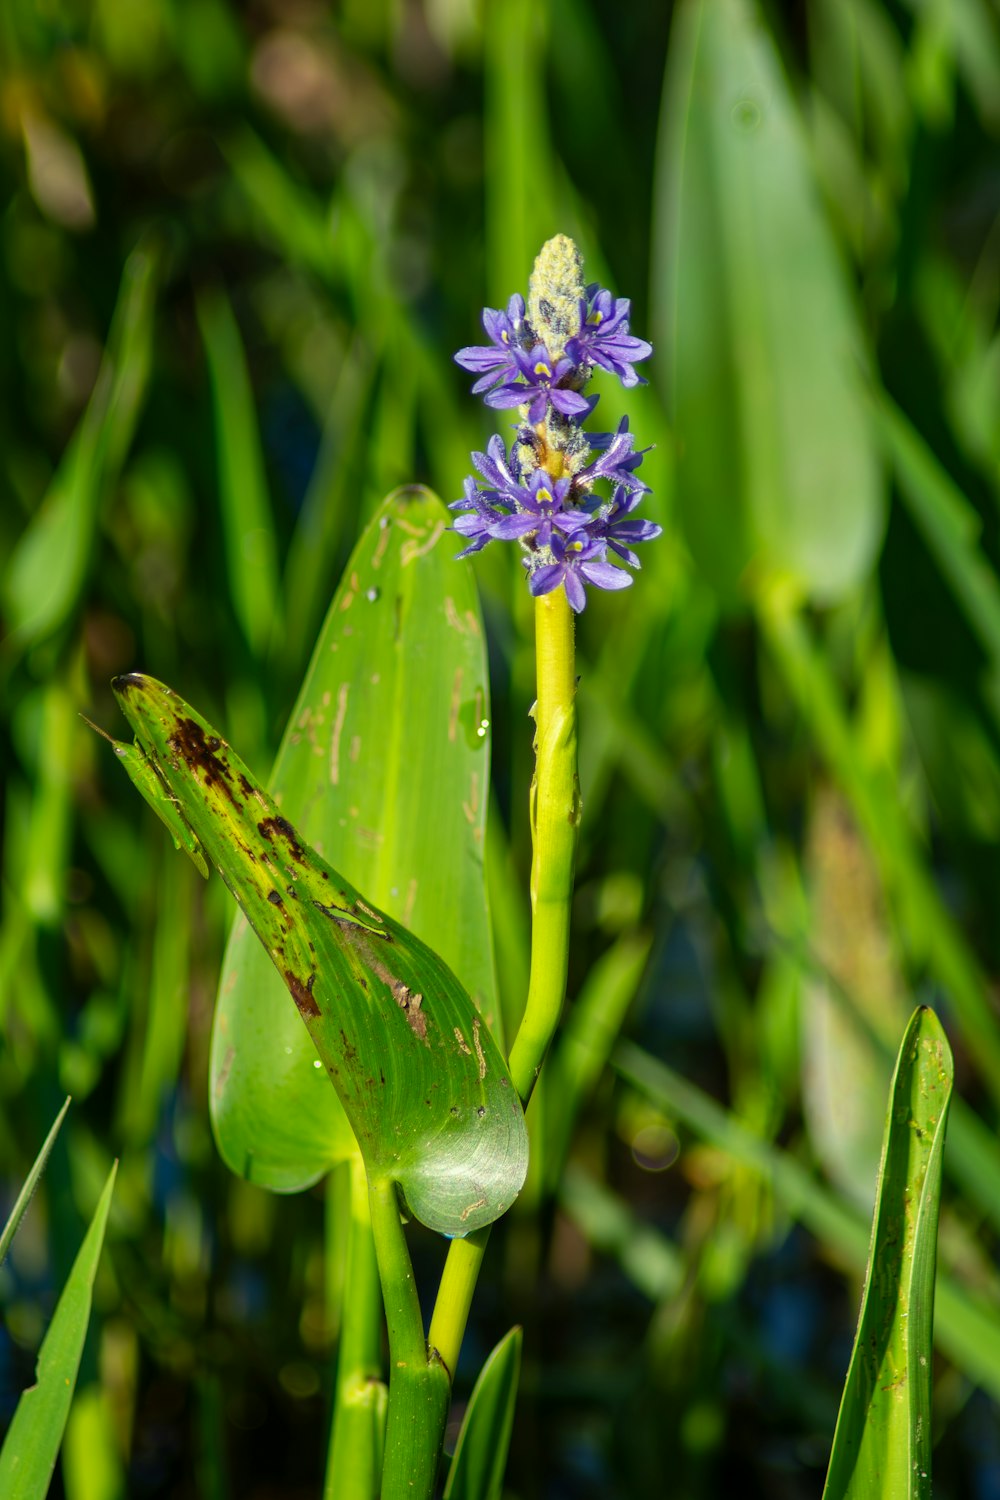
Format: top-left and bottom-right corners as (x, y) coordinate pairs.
(80, 716), (208, 878)
(823, 1008), (953, 1500)
(196, 286), (283, 660)
(0, 1097), (71, 1269)
(209, 486), (498, 1191)
(616, 1034), (1000, 1400)
(443, 1327), (522, 1500)
(110, 673), (525, 1237)
(3, 245), (157, 648)
(656, 0), (883, 606)
(0, 1163), (117, 1500)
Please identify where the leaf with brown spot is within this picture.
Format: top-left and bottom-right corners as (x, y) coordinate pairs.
(111, 670), (526, 1238)
(209, 487), (500, 1195)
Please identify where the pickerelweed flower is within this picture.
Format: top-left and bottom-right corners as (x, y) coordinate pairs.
(452, 235), (660, 611)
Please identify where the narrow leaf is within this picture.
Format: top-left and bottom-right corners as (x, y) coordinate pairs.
(210, 486), (498, 1193)
(823, 1008), (953, 1500)
(3, 245), (157, 648)
(443, 1327), (522, 1500)
(0, 1097), (71, 1269)
(110, 675), (526, 1237)
(0, 1164), (117, 1500)
(616, 1036), (999, 1400)
(196, 285), (283, 660)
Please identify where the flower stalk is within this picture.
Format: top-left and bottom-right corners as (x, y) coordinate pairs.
(386, 234), (657, 1493)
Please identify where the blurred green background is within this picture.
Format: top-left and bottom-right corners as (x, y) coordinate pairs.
(3, 0), (1000, 1495)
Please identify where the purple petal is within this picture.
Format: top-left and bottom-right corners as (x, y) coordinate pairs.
(491, 513), (540, 539)
(609, 519), (662, 543)
(579, 559), (633, 592)
(548, 387), (591, 418)
(563, 571), (588, 612)
(455, 345), (507, 373)
(528, 564), (565, 598)
(485, 384), (533, 411)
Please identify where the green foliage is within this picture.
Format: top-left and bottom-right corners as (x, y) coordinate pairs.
(0, 1165), (117, 1499)
(110, 674), (527, 1237)
(823, 1008), (952, 1499)
(0, 1097), (69, 1268)
(658, 0), (883, 606)
(3, 0), (1000, 1491)
(210, 486), (498, 1191)
(443, 1326), (522, 1500)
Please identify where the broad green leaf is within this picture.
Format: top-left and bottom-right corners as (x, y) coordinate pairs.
(110, 674), (525, 1236)
(0, 1163), (117, 1499)
(0, 1096), (70, 1268)
(656, 0), (883, 606)
(210, 486), (499, 1191)
(443, 1326), (522, 1500)
(196, 286), (283, 660)
(823, 1008), (953, 1500)
(3, 245), (157, 648)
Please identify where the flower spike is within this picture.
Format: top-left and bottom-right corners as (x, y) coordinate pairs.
(451, 235), (660, 610)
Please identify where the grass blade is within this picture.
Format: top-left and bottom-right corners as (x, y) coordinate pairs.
(0, 1163), (117, 1499)
(443, 1327), (522, 1500)
(0, 1096), (71, 1268)
(196, 285), (283, 661)
(823, 1008), (953, 1499)
(3, 246), (157, 648)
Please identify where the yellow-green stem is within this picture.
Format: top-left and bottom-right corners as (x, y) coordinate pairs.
(370, 1175), (449, 1499)
(429, 585), (579, 1377)
(324, 1156), (386, 1500)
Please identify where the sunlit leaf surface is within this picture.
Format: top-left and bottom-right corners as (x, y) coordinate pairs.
(0, 1165), (117, 1500)
(823, 1008), (953, 1499)
(110, 673), (525, 1237)
(209, 486), (499, 1191)
(658, 0), (884, 605)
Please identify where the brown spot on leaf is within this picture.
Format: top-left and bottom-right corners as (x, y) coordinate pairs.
(168, 717), (237, 803)
(393, 983), (427, 1042)
(258, 815), (306, 863)
(285, 969), (320, 1018)
(267, 890), (283, 906)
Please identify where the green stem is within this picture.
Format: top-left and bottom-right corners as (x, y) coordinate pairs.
(429, 586), (579, 1379)
(508, 587), (579, 1100)
(324, 1156), (387, 1500)
(370, 1175), (450, 1500)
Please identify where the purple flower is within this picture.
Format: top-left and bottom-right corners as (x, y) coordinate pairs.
(527, 533), (633, 614)
(489, 471), (593, 549)
(565, 285), (652, 389)
(454, 294), (526, 394)
(586, 485), (662, 568)
(451, 236), (660, 606)
(576, 416), (650, 495)
(449, 474), (506, 558)
(486, 344), (593, 423)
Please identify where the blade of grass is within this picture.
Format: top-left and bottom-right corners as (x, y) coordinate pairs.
(614, 1039), (1000, 1399)
(195, 286), (283, 662)
(442, 1326), (522, 1500)
(822, 1008), (952, 1499)
(759, 596), (1000, 1103)
(3, 245), (157, 650)
(0, 1163), (117, 1499)
(0, 1096), (71, 1268)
